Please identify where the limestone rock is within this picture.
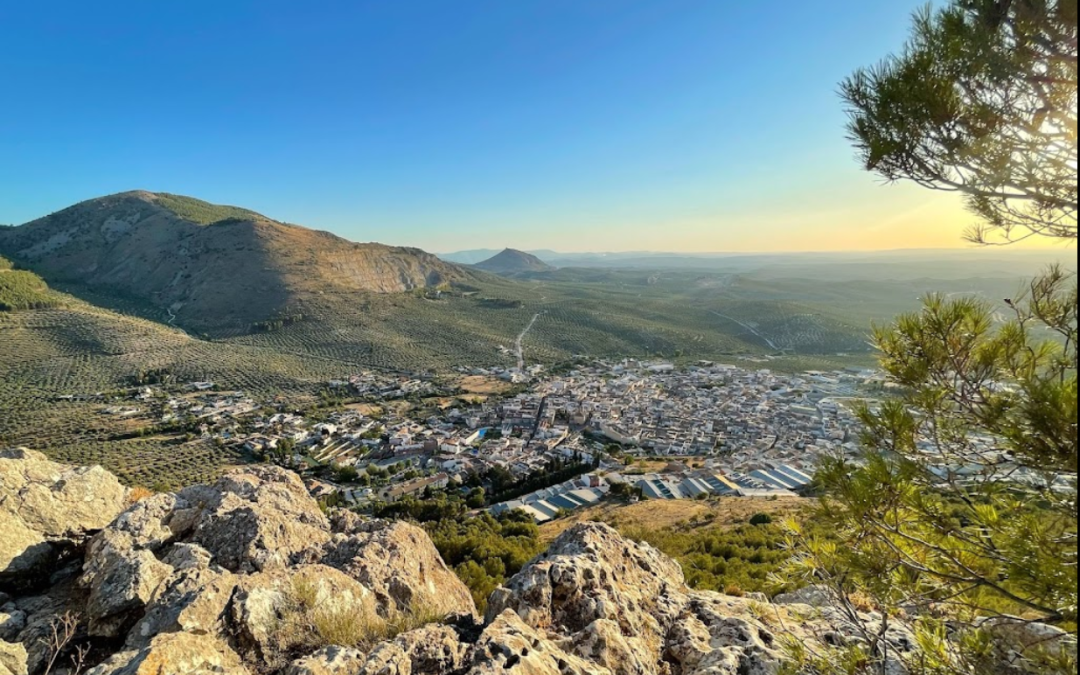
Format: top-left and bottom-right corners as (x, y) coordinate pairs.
(105, 492), (199, 552)
(321, 520), (476, 619)
(189, 467), (332, 573)
(0, 640), (27, 675)
(161, 543), (214, 572)
(86, 632), (249, 675)
(772, 585), (834, 608)
(979, 617), (1079, 674)
(0, 448), (128, 592)
(488, 523), (687, 672)
(386, 624), (471, 674)
(12, 572), (89, 675)
(230, 564), (377, 670)
(80, 530), (173, 637)
(469, 611), (611, 675)
(285, 646), (366, 675)
(0, 609), (26, 642)
(666, 595), (787, 675)
(127, 566), (237, 648)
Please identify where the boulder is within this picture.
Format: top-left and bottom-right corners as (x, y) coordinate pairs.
(320, 520), (476, 619)
(488, 523), (687, 671)
(285, 646), (366, 675)
(979, 617), (1079, 674)
(79, 530), (173, 637)
(468, 611), (610, 675)
(0, 641), (27, 675)
(126, 566), (237, 648)
(11, 571), (89, 675)
(86, 632), (249, 675)
(384, 624), (471, 674)
(188, 467), (332, 573)
(0, 448), (128, 592)
(230, 564), (377, 670)
(666, 595), (787, 675)
(104, 492), (201, 552)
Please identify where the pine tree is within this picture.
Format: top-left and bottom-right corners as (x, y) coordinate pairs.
(784, 2), (1078, 674)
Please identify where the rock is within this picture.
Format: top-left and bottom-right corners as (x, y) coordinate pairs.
(321, 520), (476, 619)
(86, 632), (249, 675)
(126, 566), (237, 648)
(388, 624), (470, 673)
(666, 595), (787, 675)
(105, 492), (199, 552)
(286, 646), (366, 675)
(0, 449), (128, 592)
(979, 617), (1078, 674)
(0, 609), (26, 641)
(0, 641), (27, 675)
(80, 530), (173, 637)
(12, 573), (89, 674)
(572, 619), (653, 675)
(161, 543), (214, 572)
(772, 585), (834, 608)
(230, 564), (377, 670)
(469, 611), (610, 675)
(488, 523), (687, 672)
(189, 467), (332, 573)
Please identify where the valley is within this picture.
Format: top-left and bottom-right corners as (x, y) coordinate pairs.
(0, 192), (1071, 489)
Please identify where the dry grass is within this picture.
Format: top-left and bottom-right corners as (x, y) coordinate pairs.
(285, 576), (446, 652)
(539, 496), (809, 543)
(126, 486), (156, 505)
(457, 375), (512, 395)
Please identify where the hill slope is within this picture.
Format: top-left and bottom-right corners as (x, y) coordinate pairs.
(474, 248), (554, 275)
(0, 191), (469, 333)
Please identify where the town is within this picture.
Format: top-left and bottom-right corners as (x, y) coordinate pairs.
(96, 360), (893, 522)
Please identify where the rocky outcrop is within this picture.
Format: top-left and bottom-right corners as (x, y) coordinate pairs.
(87, 632), (251, 675)
(319, 520), (475, 618)
(0, 448), (128, 593)
(0, 640), (27, 675)
(1, 452), (1067, 675)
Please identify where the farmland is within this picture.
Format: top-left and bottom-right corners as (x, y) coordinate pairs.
(0, 259), (1046, 487)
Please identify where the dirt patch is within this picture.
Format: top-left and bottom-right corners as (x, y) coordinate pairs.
(539, 496), (809, 543)
(457, 375), (512, 396)
(345, 403), (384, 416)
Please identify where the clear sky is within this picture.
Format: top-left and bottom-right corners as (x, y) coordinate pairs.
(0, 0), (1021, 253)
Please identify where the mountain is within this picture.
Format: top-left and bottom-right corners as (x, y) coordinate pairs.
(439, 249), (503, 264)
(0, 191), (468, 333)
(474, 248), (554, 276)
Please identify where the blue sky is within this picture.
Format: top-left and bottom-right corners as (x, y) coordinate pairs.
(0, 0), (991, 252)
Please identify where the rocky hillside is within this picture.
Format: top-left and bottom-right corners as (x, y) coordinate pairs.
(0, 192), (469, 333)
(474, 249), (554, 276)
(0, 449), (1072, 675)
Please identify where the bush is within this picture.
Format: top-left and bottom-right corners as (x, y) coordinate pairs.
(749, 513), (774, 526)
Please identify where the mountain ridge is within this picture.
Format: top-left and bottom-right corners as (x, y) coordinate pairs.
(0, 191), (470, 334)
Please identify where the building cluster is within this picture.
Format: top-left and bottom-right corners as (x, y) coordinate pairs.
(118, 361), (889, 520)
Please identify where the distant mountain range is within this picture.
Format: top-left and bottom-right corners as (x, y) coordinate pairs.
(473, 248), (554, 276)
(0, 191), (469, 333)
(442, 247), (1072, 280)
